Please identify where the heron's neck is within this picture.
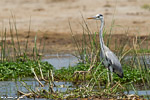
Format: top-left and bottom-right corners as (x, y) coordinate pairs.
(99, 19), (105, 50)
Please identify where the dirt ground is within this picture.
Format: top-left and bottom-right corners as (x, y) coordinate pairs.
(0, 0), (150, 54)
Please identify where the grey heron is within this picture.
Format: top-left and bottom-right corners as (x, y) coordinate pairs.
(87, 14), (123, 84)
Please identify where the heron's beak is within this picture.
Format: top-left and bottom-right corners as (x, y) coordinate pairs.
(87, 16), (96, 19)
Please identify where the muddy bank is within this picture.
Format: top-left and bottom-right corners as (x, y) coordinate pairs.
(2, 31), (150, 55)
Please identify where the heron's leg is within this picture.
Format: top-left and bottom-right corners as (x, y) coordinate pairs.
(107, 68), (110, 86)
(109, 67), (113, 85)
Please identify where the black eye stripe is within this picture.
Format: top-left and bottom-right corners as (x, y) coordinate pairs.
(96, 14), (103, 18)
(97, 14), (103, 17)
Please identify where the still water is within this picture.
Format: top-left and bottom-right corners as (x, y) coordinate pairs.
(42, 54), (78, 69)
(0, 77), (73, 100)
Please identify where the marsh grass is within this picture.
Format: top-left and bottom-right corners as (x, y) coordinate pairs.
(0, 16), (53, 81)
(56, 16), (150, 98)
(0, 15), (43, 62)
(18, 16), (150, 99)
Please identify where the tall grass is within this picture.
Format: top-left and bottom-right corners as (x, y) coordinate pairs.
(0, 16), (53, 81)
(0, 17), (42, 62)
(68, 15), (150, 99)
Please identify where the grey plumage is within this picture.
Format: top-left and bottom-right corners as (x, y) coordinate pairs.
(101, 45), (123, 78)
(88, 14), (123, 78)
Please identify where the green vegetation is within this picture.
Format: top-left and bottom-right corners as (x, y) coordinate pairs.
(142, 4), (150, 11)
(0, 16), (53, 81)
(0, 59), (53, 80)
(54, 63), (150, 84)
(0, 15), (150, 99)
(17, 60), (149, 99)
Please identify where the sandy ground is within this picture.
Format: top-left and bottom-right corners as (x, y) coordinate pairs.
(0, 0), (150, 54)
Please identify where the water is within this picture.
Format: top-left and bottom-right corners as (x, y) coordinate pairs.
(0, 79), (150, 99)
(1, 77), (149, 99)
(0, 77), (73, 100)
(42, 54), (78, 69)
(124, 90), (150, 96)
(124, 55), (150, 66)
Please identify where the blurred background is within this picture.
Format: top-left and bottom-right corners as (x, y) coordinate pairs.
(0, 0), (150, 54)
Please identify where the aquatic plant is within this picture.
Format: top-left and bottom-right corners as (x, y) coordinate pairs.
(0, 59), (53, 81)
(0, 15), (53, 80)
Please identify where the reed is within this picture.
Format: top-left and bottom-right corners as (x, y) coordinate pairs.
(0, 16), (53, 81)
(66, 15), (150, 99)
(0, 16), (43, 62)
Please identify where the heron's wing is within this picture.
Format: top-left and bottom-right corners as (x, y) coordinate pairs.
(105, 50), (121, 66)
(105, 49), (123, 78)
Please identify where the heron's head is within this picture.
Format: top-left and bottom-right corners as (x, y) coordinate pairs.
(87, 14), (103, 20)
